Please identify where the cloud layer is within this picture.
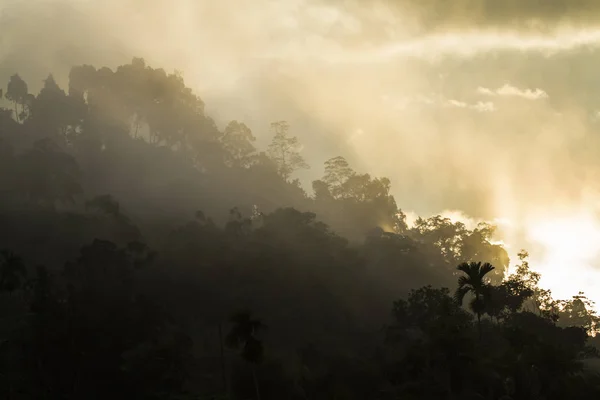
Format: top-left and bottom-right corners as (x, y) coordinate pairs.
(386, 0), (600, 31)
(478, 84), (548, 100)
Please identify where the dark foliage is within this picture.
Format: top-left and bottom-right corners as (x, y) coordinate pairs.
(0, 59), (598, 399)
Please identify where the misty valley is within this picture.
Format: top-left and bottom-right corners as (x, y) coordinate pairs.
(0, 58), (599, 399)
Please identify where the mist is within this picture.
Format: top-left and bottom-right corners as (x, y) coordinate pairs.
(4, 1), (600, 398)
(2, 0), (600, 302)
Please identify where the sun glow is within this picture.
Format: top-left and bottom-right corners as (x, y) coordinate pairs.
(436, 206), (600, 307)
(522, 210), (600, 305)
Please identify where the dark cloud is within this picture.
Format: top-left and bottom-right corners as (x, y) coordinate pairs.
(385, 0), (600, 31)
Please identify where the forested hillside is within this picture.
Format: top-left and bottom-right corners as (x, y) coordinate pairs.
(0, 59), (599, 399)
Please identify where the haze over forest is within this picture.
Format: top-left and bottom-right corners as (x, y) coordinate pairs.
(2, 1), (600, 399)
(3, 0), (600, 302)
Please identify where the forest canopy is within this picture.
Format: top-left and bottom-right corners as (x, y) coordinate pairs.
(0, 59), (599, 399)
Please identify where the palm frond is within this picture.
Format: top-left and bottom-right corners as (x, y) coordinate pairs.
(454, 286), (471, 306)
(456, 262), (471, 274)
(479, 262), (495, 280)
(457, 275), (471, 288)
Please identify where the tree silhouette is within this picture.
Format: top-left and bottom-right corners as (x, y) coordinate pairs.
(30, 74), (76, 141)
(5, 74), (28, 122)
(221, 120), (257, 167)
(454, 261), (495, 337)
(558, 292), (600, 335)
(510, 250), (561, 321)
(0, 250), (27, 293)
(226, 310), (266, 400)
(0, 58), (598, 399)
(485, 278), (533, 321)
(267, 120), (309, 181)
(322, 156), (355, 198)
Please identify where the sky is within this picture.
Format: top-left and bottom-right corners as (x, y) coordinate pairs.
(2, 0), (600, 304)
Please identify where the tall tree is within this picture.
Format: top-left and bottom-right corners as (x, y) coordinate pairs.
(5, 74), (28, 122)
(511, 250), (560, 321)
(30, 75), (78, 142)
(267, 121), (309, 181)
(0, 250), (27, 294)
(226, 310), (266, 400)
(454, 261), (495, 337)
(322, 156), (355, 198)
(558, 292), (600, 335)
(221, 120), (256, 167)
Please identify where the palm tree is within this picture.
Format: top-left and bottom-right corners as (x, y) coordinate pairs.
(0, 250), (27, 294)
(454, 261), (495, 338)
(226, 310), (266, 400)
